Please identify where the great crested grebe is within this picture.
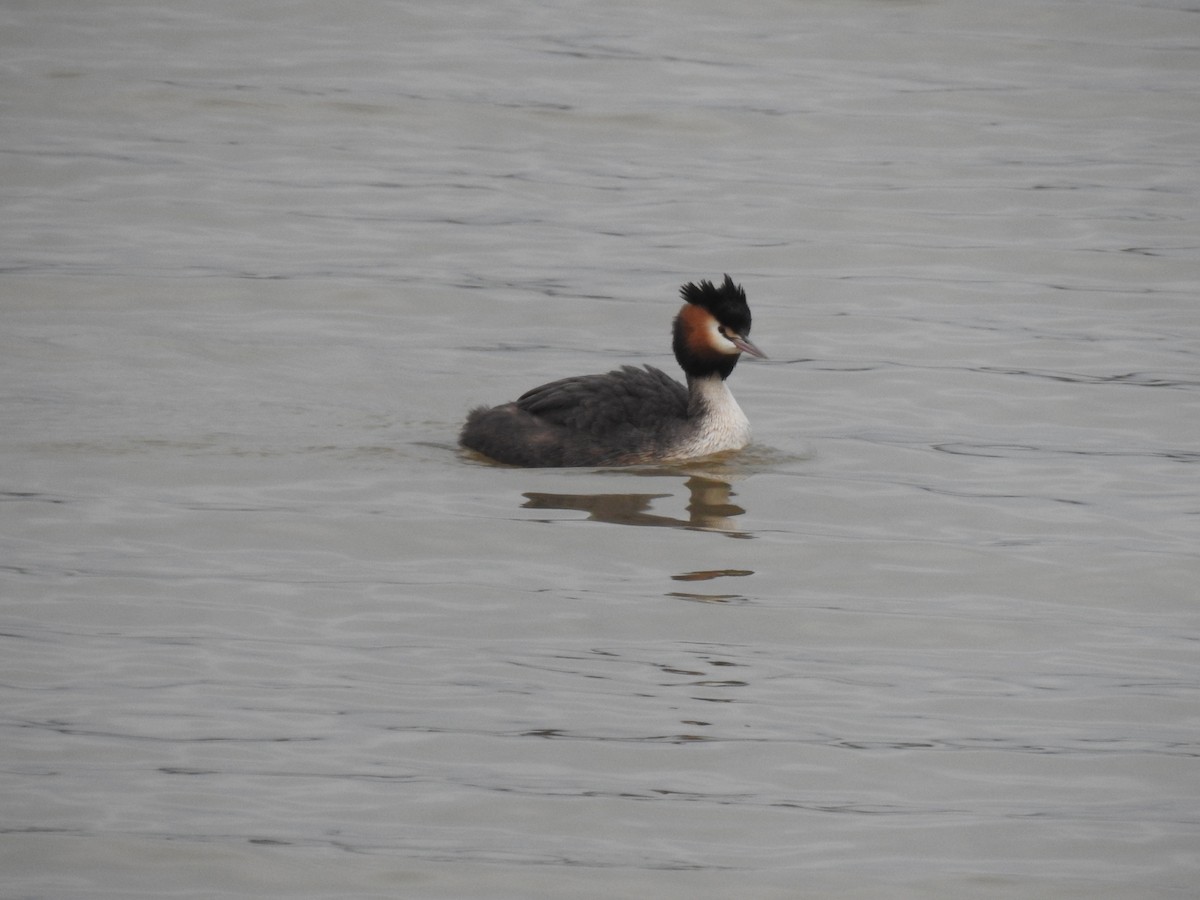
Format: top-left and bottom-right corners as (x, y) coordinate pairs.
(459, 275), (766, 467)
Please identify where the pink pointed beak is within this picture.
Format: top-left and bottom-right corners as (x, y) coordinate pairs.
(730, 333), (767, 359)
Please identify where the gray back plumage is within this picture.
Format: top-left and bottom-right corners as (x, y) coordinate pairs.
(517, 365), (687, 434)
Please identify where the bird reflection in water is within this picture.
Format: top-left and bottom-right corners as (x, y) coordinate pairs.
(522, 474), (752, 537)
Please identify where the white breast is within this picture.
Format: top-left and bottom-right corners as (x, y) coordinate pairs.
(669, 376), (752, 459)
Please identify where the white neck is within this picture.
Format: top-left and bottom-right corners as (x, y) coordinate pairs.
(670, 375), (751, 459)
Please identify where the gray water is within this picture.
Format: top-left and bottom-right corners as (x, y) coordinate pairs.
(2, 1), (1199, 897)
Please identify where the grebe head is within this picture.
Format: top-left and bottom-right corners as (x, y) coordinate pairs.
(672, 275), (766, 380)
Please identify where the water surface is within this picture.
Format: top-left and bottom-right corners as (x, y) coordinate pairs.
(2, 1), (1198, 898)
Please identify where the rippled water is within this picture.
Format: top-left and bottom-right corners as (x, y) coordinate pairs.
(3, 1), (1199, 897)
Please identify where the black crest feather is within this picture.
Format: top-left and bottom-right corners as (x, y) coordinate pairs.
(678, 274), (752, 335)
